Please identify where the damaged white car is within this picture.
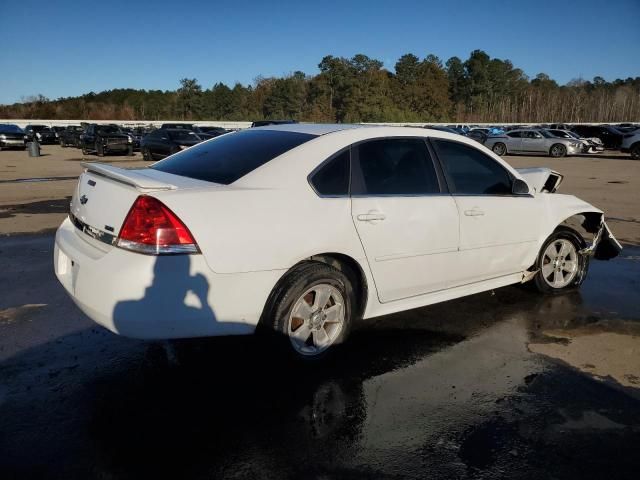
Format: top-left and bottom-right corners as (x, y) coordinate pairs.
(54, 124), (621, 359)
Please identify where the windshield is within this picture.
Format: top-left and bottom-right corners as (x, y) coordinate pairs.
(538, 129), (553, 138)
(548, 130), (571, 138)
(96, 125), (122, 134)
(152, 129), (316, 184)
(167, 130), (201, 141)
(0, 124), (24, 134)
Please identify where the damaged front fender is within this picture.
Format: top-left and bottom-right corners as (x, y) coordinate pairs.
(579, 214), (622, 260)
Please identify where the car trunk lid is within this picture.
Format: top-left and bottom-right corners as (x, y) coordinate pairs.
(70, 163), (214, 245)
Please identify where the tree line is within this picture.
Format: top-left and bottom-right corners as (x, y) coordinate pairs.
(2, 50), (639, 123)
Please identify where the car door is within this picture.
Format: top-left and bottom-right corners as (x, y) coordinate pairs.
(431, 138), (544, 285)
(521, 130), (545, 152)
(350, 137), (460, 303)
(505, 131), (523, 152)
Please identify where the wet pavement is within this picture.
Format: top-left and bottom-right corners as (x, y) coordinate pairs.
(1, 234), (639, 480)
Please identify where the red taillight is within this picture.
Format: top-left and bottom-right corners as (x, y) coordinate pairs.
(117, 195), (199, 254)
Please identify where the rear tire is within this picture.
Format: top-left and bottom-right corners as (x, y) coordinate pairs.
(127, 145), (134, 156)
(631, 143), (640, 160)
(81, 144), (88, 155)
(492, 142), (507, 156)
(142, 147), (152, 161)
(260, 262), (354, 360)
(550, 143), (567, 158)
(533, 227), (589, 294)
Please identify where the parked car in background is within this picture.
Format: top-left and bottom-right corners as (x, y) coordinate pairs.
(54, 124), (620, 360)
(24, 125), (57, 144)
(465, 129), (489, 144)
(546, 129), (604, 153)
(571, 125), (624, 149)
(196, 126), (228, 138)
(160, 123), (194, 130)
(59, 125), (84, 147)
(121, 127), (143, 151)
(140, 128), (203, 160)
(51, 126), (66, 140)
(251, 120), (298, 127)
(0, 124), (27, 150)
(621, 130), (640, 159)
(425, 126), (460, 134)
(485, 129), (582, 157)
(80, 124), (133, 156)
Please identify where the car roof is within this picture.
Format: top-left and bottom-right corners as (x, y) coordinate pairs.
(252, 123), (371, 136)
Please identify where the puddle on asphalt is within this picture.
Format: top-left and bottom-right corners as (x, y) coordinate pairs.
(0, 197), (71, 218)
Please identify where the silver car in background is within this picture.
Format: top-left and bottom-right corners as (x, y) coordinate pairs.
(546, 129), (604, 153)
(485, 129), (583, 158)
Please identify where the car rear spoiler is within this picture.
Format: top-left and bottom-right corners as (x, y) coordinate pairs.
(81, 162), (177, 191)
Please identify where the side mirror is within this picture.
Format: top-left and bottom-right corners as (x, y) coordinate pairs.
(512, 178), (530, 195)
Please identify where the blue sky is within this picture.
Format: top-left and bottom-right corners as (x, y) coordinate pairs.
(1, 0), (638, 104)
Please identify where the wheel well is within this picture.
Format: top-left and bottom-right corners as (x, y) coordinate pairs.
(261, 253), (369, 325)
(307, 253), (368, 319)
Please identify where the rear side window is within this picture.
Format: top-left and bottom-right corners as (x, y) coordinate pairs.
(352, 138), (439, 195)
(507, 131), (522, 138)
(310, 149), (350, 196)
(433, 139), (512, 195)
(152, 129), (316, 184)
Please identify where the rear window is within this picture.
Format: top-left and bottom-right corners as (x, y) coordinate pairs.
(152, 129), (316, 184)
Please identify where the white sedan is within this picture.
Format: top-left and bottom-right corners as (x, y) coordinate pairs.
(54, 124), (621, 359)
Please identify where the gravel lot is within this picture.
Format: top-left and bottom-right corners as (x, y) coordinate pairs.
(1, 143), (639, 479)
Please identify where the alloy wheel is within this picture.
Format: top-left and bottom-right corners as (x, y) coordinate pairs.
(541, 239), (578, 288)
(287, 284), (345, 356)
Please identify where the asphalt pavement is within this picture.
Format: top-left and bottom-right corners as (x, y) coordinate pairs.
(1, 234), (639, 479)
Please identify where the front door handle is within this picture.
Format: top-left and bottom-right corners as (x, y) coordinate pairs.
(357, 212), (386, 222)
(464, 209), (485, 217)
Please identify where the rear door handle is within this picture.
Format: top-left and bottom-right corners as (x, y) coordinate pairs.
(464, 209), (485, 217)
(357, 213), (386, 222)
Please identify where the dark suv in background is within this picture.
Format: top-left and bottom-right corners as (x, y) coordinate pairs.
(24, 125), (57, 144)
(0, 124), (27, 150)
(59, 125), (84, 147)
(140, 128), (203, 160)
(571, 125), (625, 149)
(80, 124), (133, 156)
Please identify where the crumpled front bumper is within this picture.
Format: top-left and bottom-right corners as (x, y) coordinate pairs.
(580, 216), (623, 260)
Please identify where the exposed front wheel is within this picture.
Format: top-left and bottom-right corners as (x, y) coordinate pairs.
(492, 142), (507, 156)
(262, 262), (353, 360)
(533, 227), (588, 294)
(550, 143), (567, 158)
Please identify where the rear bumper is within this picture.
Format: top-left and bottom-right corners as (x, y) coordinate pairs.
(54, 217), (284, 339)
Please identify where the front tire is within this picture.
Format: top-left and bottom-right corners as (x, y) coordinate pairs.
(261, 262), (354, 360)
(96, 143), (104, 157)
(550, 143), (567, 158)
(142, 147), (152, 161)
(631, 143), (640, 160)
(492, 142), (507, 156)
(533, 227), (588, 294)
(126, 145), (134, 156)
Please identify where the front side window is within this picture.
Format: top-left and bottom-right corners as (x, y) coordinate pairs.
(152, 129), (316, 185)
(432, 139), (513, 195)
(310, 149), (350, 196)
(352, 138), (440, 195)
